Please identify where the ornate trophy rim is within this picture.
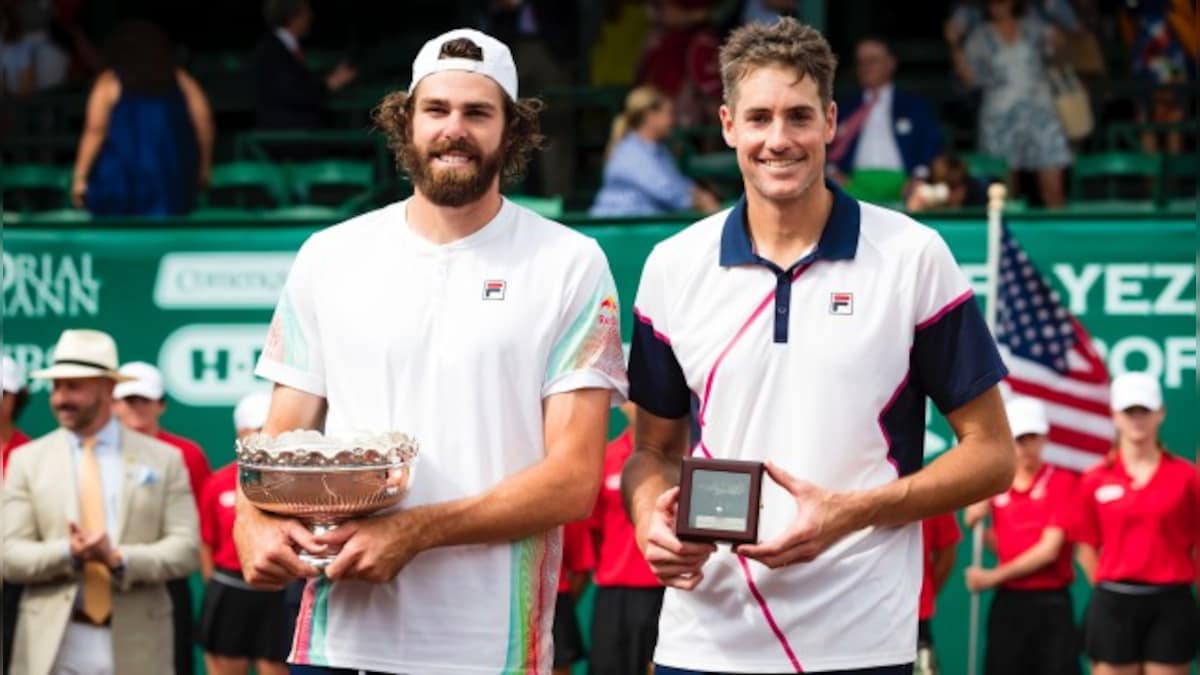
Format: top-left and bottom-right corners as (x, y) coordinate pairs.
(235, 429), (419, 469)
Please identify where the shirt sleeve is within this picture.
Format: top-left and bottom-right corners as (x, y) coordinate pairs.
(642, 147), (696, 212)
(628, 246), (692, 419)
(255, 238), (326, 396)
(962, 29), (999, 90)
(542, 240), (629, 402)
(610, 141), (695, 213)
(910, 233), (1007, 415)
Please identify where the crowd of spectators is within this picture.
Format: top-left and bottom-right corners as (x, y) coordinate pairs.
(1, 0), (1193, 219)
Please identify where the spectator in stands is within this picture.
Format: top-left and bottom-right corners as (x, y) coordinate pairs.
(723, 0), (797, 32)
(0, 0), (68, 93)
(113, 360), (211, 675)
(964, 397), (1081, 675)
(196, 390), (290, 675)
(255, 0), (357, 131)
(637, 0), (723, 129)
(587, 401), (664, 675)
(553, 520), (594, 675)
(484, 1), (579, 200)
(70, 19), (214, 216)
(590, 85), (719, 217)
(829, 37), (943, 193)
(0, 3), (35, 97)
(1119, 0), (1196, 155)
(1, 355), (31, 675)
(916, 513), (961, 675)
(905, 154), (989, 212)
(1075, 373), (1199, 675)
(947, 0), (1072, 208)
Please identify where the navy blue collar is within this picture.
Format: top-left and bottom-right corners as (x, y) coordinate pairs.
(719, 179), (860, 268)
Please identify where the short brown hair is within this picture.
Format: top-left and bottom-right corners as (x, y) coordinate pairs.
(719, 17), (838, 109)
(372, 36), (545, 185)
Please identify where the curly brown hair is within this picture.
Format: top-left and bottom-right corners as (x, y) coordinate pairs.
(718, 17), (838, 110)
(372, 89), (545, 187)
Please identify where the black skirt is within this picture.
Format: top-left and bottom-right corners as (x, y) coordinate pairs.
(552, 592), (586, 668)
(195, 569), (294, 662)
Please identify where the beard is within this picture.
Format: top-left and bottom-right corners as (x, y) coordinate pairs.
(403, 137), (503, 207)
(54, 397), (102, 433)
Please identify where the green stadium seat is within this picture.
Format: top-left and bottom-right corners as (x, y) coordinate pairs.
(265, 205), (344, 219)
(188, 207), (260, 220)
(12, 208), (91, 223)
(1070, 152), (1163, 203)
(507, 194), (564, 219)
(962, 153), (1009, 181)
(844, 168), (907, 205)
(2, 164), (71, 211)
(204, 161), (291, 208)
(683, 151), (739, 180)
(1160, 153), (1197, 207)
(289, 160), (375, 207)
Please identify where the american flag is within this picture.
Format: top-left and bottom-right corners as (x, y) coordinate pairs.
(994, 226), (1112, 471)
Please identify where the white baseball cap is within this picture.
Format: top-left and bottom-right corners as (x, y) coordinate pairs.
(1109, 372), (1162, 412)
(113, 361), (165, 400)
(1005, 397), (1049, 438)
(234, 390), (272, 431)
(2, 356), (26, 394)
(408, 28), (518, 101)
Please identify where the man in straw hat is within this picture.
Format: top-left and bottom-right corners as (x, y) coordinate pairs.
(234, 25), (627, 675)
(2, 329), (199, 675)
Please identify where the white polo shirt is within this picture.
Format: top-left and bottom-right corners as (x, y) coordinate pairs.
(629, 182), (1006, 673)
(255, 198), (628, 674)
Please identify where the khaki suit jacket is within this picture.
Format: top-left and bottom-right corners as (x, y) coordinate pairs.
(3, 425), (199, 675)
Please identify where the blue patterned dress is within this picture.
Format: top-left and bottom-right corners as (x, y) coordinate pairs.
(964, 15), (1073, 171)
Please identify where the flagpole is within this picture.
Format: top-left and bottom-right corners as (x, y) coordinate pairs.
(968, 182), (1007, 675)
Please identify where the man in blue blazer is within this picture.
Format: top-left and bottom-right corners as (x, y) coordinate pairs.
(829, 37), (943, 183)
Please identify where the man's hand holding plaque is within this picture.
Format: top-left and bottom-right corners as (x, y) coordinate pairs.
(637, 487), (717, 590)
(735, 461), (866, 568)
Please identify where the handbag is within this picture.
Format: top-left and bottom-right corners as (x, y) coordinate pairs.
(1046, 64), (1094, 141)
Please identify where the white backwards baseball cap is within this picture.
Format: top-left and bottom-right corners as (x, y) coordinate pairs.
(1005, 397), (1049, 438)
(234, 390), (272, 431)
(1109, 372), (1162, 412)
(409, 28), (518, 101)
(113, 361), (165, 400)
(2, 356), (26, 394)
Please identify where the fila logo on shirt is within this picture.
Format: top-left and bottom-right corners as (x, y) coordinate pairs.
(483, 280), (506, 300)
(830, 292), (854, 315)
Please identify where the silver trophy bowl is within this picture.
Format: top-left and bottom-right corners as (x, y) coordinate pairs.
(236, 430), (419, 568)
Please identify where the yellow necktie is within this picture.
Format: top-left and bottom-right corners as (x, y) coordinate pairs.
(78, 436), (112, 623)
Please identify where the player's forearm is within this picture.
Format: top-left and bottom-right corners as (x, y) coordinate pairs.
(621, 447), (679, 534)
(991, 529), (1063, 584)
(417, 444), (605, 550)
(839, 430), (1013, 531)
